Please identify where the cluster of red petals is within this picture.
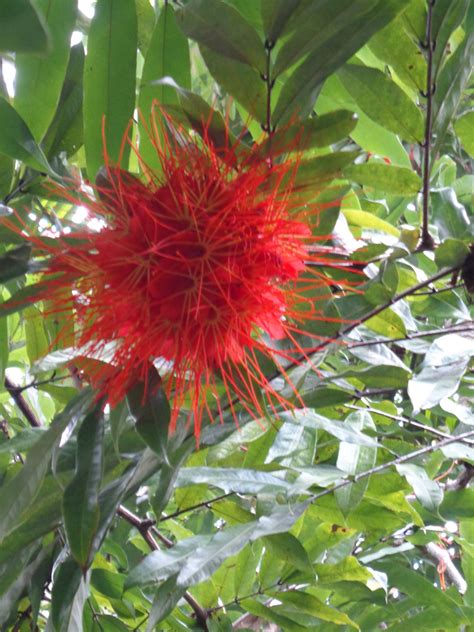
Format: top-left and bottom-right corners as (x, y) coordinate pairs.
(18, 113), (356, 438)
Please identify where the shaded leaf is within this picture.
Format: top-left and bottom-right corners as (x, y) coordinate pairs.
(0, 0), (49, 54)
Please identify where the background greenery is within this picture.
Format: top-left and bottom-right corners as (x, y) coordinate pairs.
(0, 0), (473, 630)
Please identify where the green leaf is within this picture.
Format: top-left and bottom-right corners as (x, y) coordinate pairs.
(0, 0), (49, 54)
(127, 503), (307, 588)
(293, 150), (359, 189)
(365, 308), (407, 338)
(138, 3), (191, 171)
(0, 307), (7, 385)
(91, 569), (124, 600)
(430, 188), (472, 239)
(276, 590), (359, 629)
(344, 163), (421, 195)
(0, 243), (32, 283)
(176, 0), (266, 72)
(135, 0), (156, 55)
(280, 410), (379, 448)
(336, 411), (377, 515)
(338, 64), (424, 143)
(84, 0), (137, 179)
(199, 44), (267, 123)
(63, 404), (105, 569)
(0, 97), (53, 173)
(42, 43), (85, 159)
(397, 464), (443, 513)
(435, 238), (470, 268)
(14, 0), (76, 141)
(260, 0), (301, 42)
(264, 533), (314, 576)
(432, 28), (474, 156)
(273, 0), (410, 123)
(239, 599), (307, 632)
(432, 0), (470, 75)
(127, 375), (171, 462)
(51, 558), (88, 632)
(0, 282), (49, 318)
(145, 576), (185, 631)
(454, 110), (474, 157)
(0, 390), (92, 543)
(258, 110), (358, 158)
(24, 305), (49, 364)
(174, 466), (299, 495)
(368, 16), (426, 91)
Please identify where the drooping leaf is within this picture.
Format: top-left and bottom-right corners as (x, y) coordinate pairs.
(0, 97), (53, 174)
(51, 557), (89, 632)
(63, 404), (105, 569)
(14, 0), (77, 140)
(138, 3), (191, 171)
(84, 0), (137, 179)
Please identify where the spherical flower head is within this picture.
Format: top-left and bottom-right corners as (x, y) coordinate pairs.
(15, 110), (357, 438)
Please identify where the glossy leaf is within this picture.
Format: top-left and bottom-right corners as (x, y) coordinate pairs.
(63, 404), (105, 569)
(51, 558), (88, 632)
(338, 64), (425, 143)
(14, 0), (76, 141)
(0, 97), (53, 173)
(0, 390), (92, 542)
(84, 0), (137, 179)
(138, 3), (191, 171)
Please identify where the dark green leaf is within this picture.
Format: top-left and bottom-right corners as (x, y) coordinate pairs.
(338, 64), (424, 143)
(344, 162), (421, 195)
(435, 238), (470, 267)
(176, 0), (266, 72)
(199, 45), (267, 123)
(264, 533), (314, 576)
(0, 97), (53, 173)
(0, 390), (92, 542)
(127, 375), (171, 462)
(51, 557), (88, 632)
(14, 0), (76, 141)
(63, 404), (105, 569)
(260, 0), (301, 42)
(276, 590), (359, 628)
(42, 43), (85, 159)
(138, 3), (191, 171)
(84, 0), (137, 179)
(273, 0), (410, 123)
(431, 188), (472, 239)
(0, 0), (49, 54)
(145, 576), (185, 630)
(0, 243), (31, 283)
(293, 150), (359, 189)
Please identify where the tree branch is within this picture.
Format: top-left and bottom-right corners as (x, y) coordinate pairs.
(419, 0), (436, 250)
(4, 376), (42, 427)
(425, 541), (467, 594)
(347, 323), (474, 349)
(116, 505), (209, 630)
(310, 429), (474, 505)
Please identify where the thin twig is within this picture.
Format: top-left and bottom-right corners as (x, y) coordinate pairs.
(344, 403), (474, 446)
(310, 429), (474, 505)
(159, 492), (234, 523)
(4, 376), (42, 427)
(116, 505), (209, 630)
(262, 39), (275, 137)
(419, 0), (436, 250)
(347, 323), (474, 349)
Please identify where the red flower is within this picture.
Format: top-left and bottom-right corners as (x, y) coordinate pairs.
(13, 109), (358, 438)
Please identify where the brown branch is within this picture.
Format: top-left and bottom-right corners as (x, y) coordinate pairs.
(446, 462), (474, 491)
(5, 376), (42, 427)
(419, 0), (436, 251)
(310, 429), (474, 505)
(425, 542), (467, 594)
(159, 492), (234, 523)
(116, 505), (209, 630)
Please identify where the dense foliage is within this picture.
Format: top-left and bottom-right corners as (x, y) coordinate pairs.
(0, 1), (473, 630)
